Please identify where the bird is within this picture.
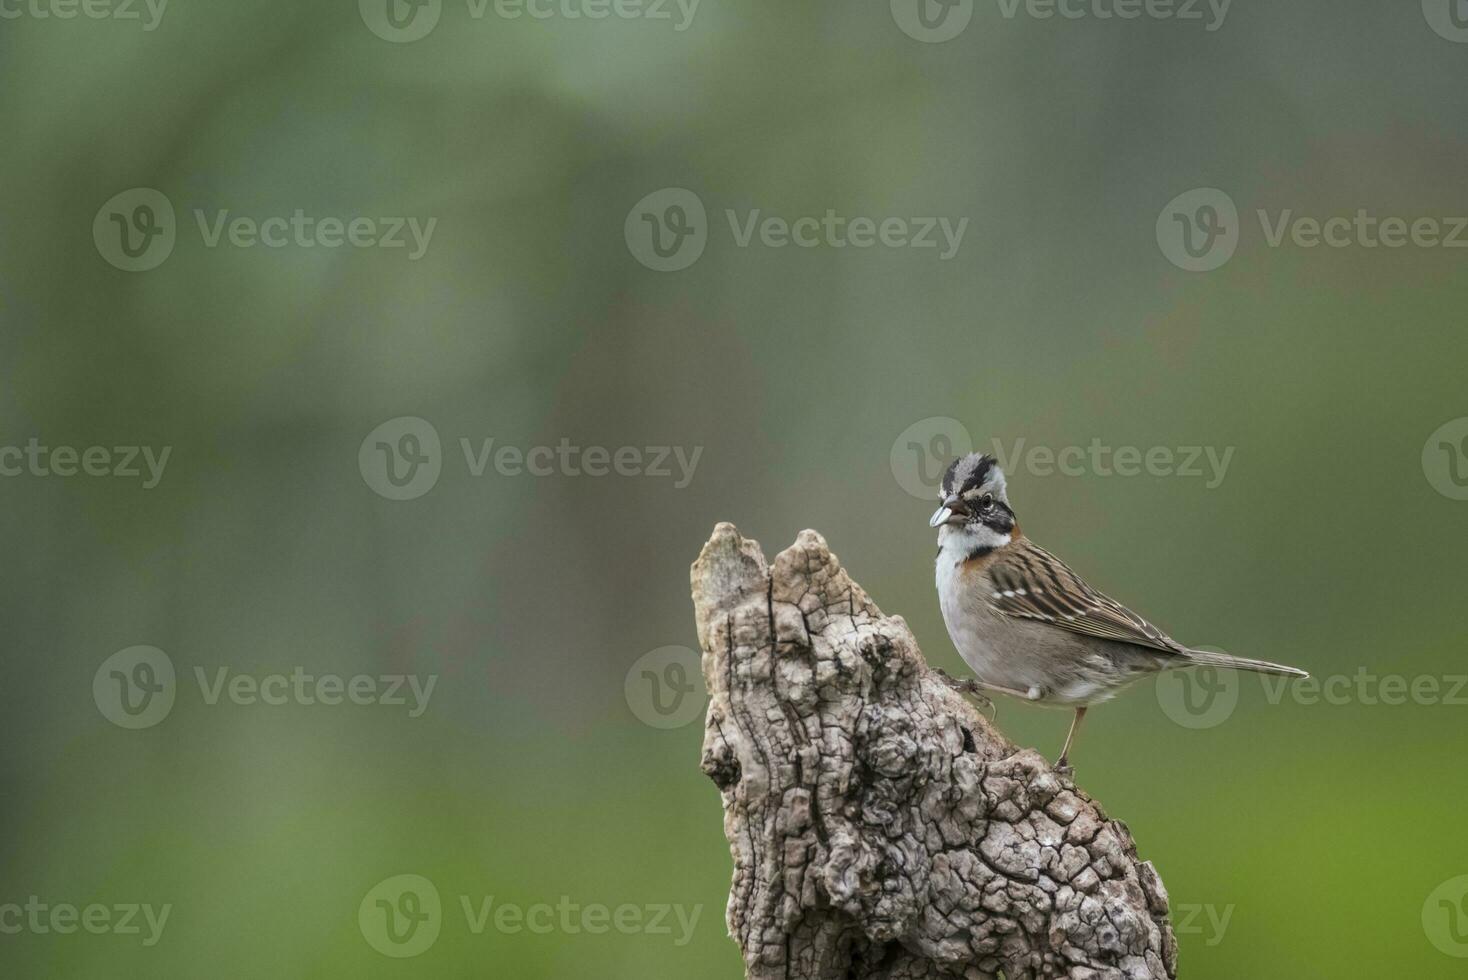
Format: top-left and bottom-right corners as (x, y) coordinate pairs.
(929, 451), (1307, 771)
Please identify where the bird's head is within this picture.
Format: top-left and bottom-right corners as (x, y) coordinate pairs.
(930, 453), (1017, 550)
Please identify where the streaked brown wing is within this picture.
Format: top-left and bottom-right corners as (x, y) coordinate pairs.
(986, 540), (1183, 654)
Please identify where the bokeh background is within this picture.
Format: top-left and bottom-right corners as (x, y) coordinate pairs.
(3, 1), (1468, 976)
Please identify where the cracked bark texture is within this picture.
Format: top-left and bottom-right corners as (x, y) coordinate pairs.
(694, 523), (1177, 980)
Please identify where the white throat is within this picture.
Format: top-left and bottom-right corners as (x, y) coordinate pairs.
(936, 522), (1011, 562)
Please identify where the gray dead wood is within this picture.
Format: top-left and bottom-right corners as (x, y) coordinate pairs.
(694, 523), (1177, 980)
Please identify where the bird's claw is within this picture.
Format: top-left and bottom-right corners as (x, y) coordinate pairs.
(934, 668), (998, 721)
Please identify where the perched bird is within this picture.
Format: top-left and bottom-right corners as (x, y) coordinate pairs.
(930, 452), (1307, 770)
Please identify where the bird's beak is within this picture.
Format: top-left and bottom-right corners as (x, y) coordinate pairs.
(929, 496), (966, 528)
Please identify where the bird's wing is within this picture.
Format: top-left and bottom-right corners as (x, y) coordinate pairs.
(986, 540), (1184, 654)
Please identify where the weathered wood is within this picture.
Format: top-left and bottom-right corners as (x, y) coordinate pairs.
(694, 523), (1176, 980)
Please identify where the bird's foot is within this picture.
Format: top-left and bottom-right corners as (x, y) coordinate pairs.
(934, 668), (997, 721)
(1053, 756), (1074, 779)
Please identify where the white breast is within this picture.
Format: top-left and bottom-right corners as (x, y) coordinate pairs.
(934, 545), (1006, 683)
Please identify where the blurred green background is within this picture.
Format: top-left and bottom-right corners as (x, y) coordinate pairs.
(3, 1), (1468, 976)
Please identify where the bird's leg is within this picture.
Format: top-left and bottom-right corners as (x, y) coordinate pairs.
(1055, 706), (1087, 773)
(984, 681), (1043, 701)
(972, 680), (1047, 723)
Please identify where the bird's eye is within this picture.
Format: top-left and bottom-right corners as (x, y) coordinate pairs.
(980, 494), (993, 509)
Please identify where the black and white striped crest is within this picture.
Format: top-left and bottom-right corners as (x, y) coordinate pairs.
(940, 452), (1007, 502)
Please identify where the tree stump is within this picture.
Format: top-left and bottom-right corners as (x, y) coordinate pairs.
(693, 523), (1177, 980)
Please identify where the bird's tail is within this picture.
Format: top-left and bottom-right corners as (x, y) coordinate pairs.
(1178, 648), (1309, 678)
